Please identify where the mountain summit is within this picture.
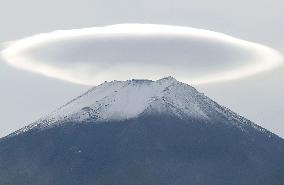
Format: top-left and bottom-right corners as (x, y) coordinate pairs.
(13, 77), (264, 135)
(1, 77), (284, 185)
(27, 76), (208, 125)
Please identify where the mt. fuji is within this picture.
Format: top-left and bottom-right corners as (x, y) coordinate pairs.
(1, 77), (284, 185)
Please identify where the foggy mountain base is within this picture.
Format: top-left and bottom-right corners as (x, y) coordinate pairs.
(0, 115), (284, 185)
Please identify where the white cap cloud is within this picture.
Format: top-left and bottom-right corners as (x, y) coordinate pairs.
(1, 24), (283, 85)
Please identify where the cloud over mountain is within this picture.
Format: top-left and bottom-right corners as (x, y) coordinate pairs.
(1, 24), (282, 85)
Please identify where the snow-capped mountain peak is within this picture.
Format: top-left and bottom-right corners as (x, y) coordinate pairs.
(13, 77), (267, 136)
(45, 77), (207, 123)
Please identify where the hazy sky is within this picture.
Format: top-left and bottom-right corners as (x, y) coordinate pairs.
(0, 0), (283, 138)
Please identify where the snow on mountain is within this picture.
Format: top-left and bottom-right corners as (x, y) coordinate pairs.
(41, 77), (207, 122)
(12, 77), (267, 136)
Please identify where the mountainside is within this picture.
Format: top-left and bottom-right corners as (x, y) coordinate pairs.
(1, 77), (284, 185)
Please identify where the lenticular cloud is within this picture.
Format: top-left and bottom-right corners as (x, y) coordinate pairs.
(1, 24), (283, 85)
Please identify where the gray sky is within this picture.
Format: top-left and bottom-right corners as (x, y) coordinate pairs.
(0, 0), (283, 138)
